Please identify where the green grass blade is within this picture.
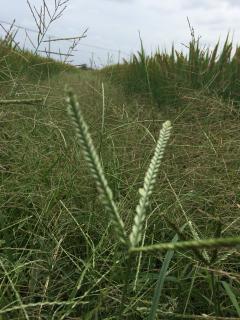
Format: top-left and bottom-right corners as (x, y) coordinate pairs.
(148, 233), (178, 320)
(148, 224), (187, 320)
(222, 281), (240, 317)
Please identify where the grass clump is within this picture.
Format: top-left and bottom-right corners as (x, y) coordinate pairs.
(104, 35), (240, 108)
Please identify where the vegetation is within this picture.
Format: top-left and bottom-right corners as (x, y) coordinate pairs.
(0, 39), (76, 82)
(1, 20), (240, 320)
(104, 34), (240, 108)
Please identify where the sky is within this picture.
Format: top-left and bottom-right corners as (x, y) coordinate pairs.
(1, 0), (240, 67)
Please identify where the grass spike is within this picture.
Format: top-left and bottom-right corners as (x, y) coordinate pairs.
(65, 89), (128, 245)
(130, 120), (172, 247)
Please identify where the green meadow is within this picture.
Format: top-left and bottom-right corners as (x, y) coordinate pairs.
(0, 33), (240, 320)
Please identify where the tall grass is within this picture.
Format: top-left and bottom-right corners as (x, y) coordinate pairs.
(104, 35), (240, 107)
(65, 88), (240, 319)
(1, 62), (240, 318)
(1, 14), (240, 317)
(0, 39), (76, 82)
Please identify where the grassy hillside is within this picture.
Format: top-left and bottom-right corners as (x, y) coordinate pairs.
(1, 41), (240, 319)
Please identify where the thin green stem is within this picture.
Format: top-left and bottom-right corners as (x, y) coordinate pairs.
(130, 236), (240, 253)
(0, 98), (44, 105)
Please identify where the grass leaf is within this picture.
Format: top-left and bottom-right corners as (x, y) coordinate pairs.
(222, 281), (240, 317)
(148, 233), (179, 320)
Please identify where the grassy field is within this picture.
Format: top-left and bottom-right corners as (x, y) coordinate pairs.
(0, 38), (240, 320)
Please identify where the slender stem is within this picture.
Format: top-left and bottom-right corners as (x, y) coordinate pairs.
(137, 308), (240, 320)
(130, 236), (240, 253)
(211, 272), (222, 316)
(0, 98), (43, 105)
(119, 253), (134, 319)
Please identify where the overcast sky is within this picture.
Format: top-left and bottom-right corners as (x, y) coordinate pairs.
(1, 0), (240, 67)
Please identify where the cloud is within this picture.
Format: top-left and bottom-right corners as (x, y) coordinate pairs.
(104, 0), (135, 2)
(1, 0), (240, 66)
(224, 0), (240, 6)
(182, 0), (240, 9)
(140, 0), (182, 12)
(182, 0), (224, 9)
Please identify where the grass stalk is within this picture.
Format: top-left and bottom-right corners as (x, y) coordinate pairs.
(148, 233), (179, 320)
(130, 236), (240, 253)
